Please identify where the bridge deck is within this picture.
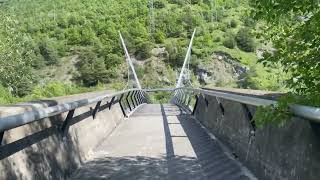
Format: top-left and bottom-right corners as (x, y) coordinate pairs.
(70, 104), (255, 180)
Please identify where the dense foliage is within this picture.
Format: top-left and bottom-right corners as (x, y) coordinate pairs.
(250, 0), (320, 95)
(249, 1), (320, 127)
(0, 0), (287, 104)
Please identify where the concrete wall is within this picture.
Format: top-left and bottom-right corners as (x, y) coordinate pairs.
(0, 91), (124, 180)
(194, 88), (320, 180)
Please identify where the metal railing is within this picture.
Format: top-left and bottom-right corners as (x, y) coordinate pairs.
(171, 87), (320, 123)
(0, 87), (319, 145)
(0, 89), (149, 144)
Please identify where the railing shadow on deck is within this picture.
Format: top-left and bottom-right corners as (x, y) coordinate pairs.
(160, 104), (255, 180)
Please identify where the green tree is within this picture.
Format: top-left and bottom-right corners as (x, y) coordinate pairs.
(74, 50), (110, 86)
(38, 39), (59, 65)
(250, 0), (320, 95)
(0, 12), (36, 96)
(235, 28), (256, 52)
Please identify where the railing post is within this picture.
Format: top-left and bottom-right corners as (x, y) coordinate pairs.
(187, 93), (192, 107)
(0, 131), (4, 146)
(140, 91), (143, 104)
(137, 91), (141, 105)
(241, 104), (255, 131)
(131, 91), (137, 109)
(134, 91), (139, 107)
(119, 94), (127, 117)
(109, 96), (115, 110)
(92, 101), (102, 119)
(126, 91), (132, 111)
(192, 95), (199, 115)
(61, 109), (75, 136)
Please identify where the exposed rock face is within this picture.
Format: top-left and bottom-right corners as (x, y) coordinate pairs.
(151, 47), (168, 59)
(196, 51), (248, 87)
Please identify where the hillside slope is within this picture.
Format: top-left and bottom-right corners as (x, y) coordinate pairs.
(0, 0), (286, 103)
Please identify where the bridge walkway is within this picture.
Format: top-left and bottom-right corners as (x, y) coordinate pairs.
(70, 104), (255, 180)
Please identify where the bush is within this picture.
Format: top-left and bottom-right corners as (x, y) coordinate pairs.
(153, 1), (165, 9)
(0, 85), (15, 104)
(154, 31), (166, 44)
(74, 50), (111, 86)
(230, 19), (237, 28)
(243, 16), (256, 27)
(235, 28), (256, 52)
(213, 36), (221, 42)
(223, 37), (236, 49)
(38, 40), (59, 65)
(218, 23), (228, 32)
(135, 41), (154, 59)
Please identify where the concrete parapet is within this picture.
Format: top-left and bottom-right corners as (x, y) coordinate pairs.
(194, 88), (320, 180)
(0, 91), (124, 180)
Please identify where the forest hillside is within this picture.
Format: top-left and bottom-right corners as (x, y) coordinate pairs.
(0, 0), (288, 103)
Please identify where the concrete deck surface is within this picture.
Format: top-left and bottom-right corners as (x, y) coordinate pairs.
(70, 104), (256, 180)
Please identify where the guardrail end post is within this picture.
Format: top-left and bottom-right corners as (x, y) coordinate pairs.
(61, 109), (75, 136)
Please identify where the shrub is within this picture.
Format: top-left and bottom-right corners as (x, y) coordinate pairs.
(135, 41), (154, 59)
(0, 85), (15, 104)
(223, 37), (236, 49)
(218, 23), (228, 32)
(243, 16), (256, 27)
(213, 36), (221, 42)
(235, 28), (256, 52)
(38, 40), (59, 65)
(153, 1), (165, 9)
(154, 31), (166, 44)
(74, 50), (111, 86)
(230, 19), (237, 28)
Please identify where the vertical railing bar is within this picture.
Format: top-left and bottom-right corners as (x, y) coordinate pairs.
(126, 91), (132, 111)
(131, 91), (137, 109)
(119, 94), (127, 117)
(61, 109), (75, 136)
(0, 131), (4, 146)
(192, 95), (199, 115)
(92, 101), (102, 119)
(109, 96), (115, 110)
(138, 91), (142, 105)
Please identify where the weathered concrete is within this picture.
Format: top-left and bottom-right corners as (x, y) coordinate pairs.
(70, 104), (256, 180)
(0, 91), (124, 180)
(194, 88), (320, 180)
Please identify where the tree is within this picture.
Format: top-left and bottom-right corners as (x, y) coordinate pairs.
(250, 0), (320, 95)
(235, 28), (256, 52)
(74, 50), (111, 86)
(38, 39), (59, 65)
(0, 12), (37, 96)
(135, 41), (154, 59)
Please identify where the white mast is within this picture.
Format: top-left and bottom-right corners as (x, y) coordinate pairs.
(119, 31), (142, 89)
(176, 29), (196, 88)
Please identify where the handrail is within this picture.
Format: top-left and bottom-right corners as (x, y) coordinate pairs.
(0, 88), (140, 132)
(0, 87), (320, 133)
(174, 87), (320, 123)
